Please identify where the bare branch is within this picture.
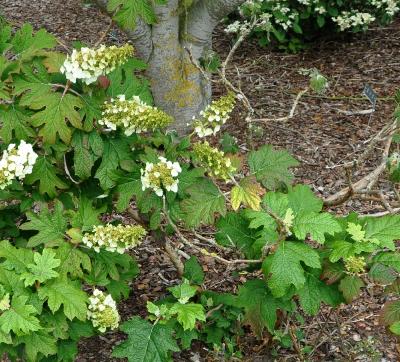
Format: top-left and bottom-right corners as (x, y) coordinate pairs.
(323, 120), (396, 206)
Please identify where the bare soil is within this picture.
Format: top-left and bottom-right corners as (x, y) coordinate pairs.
(1, 0), (400, 360)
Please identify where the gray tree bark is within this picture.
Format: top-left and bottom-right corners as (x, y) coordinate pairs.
(95, 0), (246, 133)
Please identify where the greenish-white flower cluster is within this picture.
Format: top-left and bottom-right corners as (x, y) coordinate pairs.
(333, 11), (376, 31)
(193, 93), (236, 138)
(344, 256), (367, 275)
(0, 141), (38, 190)
(192, 141), (236, 180)
(141, 157), (182, 197)
(370, 0), (399, 16)
(60, 44), (134, 84)
(82, 224), (146, 254)
(87, 289), (120, 332)
(236, 0), (400, 41)
(98, 95), (173, 135)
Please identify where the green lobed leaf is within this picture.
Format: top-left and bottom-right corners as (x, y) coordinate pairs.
(108, 0), (158, 30)
(168, 281), (197, 304)
(0, 106), (35, 143)
(380, 300), (400, 326)
(16, 330), (57, 361)
(248, 145), (299, 190)
(263, 241), (321, 297)
(216, 212), (261, 259)
(364, 215), (400, 250)
(236, 280), (281, 337)
(10, 23), (56, 60)
(20, 201), (67, 247)
(0, 240), (34, 273)
(72, 131), (103, 180)
(112, 316), (180, 362)
(293, 211), (341, 244)
(288, 184), (323, 214)
(0, 295), (41, 335)
(338, 275), (364, 303)
(95, 138), (132, 190)
(38, 278), (87, 321)
(170, 303), (206, 331)
(181, 179), (226, 227)
(298, 273), (342, 315)
(21, 249), (61, 286)
(24, 156), (68, 197)
(55, 243), (91, 279)
(183, 256), (205, 285)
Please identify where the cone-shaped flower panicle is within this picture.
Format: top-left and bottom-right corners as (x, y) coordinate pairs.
(82, 224), (146, 254)
(193, 92), (236, 138)
(192, 141), (236, 180)
(98, 95), (173, 135)
(60, 44), (134, 84)
(88, 289), (120, 332)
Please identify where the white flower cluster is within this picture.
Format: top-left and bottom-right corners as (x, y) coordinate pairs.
(60, 44), (133, 84)
(333, 11), (376, 31)
(272, 2), (298, 31)
(0, 141), (38, 190)
(371, 0), (400, 16)
(141, 157), (182, 197)
(88, 289), (120, 332)
(225, 20), (250, 34)
(98, 95), (173, 135)
(193, 93), (236, 138)
(82, 224), (146, 254)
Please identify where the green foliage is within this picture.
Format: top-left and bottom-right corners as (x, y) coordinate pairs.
(248, 145), (299, 190)
(1, 19), (400, 361)
(235, 0), (399, 52)
(112, 316), (180, 361)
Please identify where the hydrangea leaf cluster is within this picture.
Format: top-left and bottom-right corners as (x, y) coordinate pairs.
(192, 141), (236, 180)
(60, 44), (134, 84)
(82, 224), (146, 254)
(88, 289), (120, 332)
(193, 92), (236, 138)
(344, 256), (367, 275)
(0, 140), (38, 190)
(98, 95), (173, 135)
(141, 157), (182, 197)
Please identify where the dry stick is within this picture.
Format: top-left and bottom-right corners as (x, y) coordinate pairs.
(329, 118), (398, 170)
(323, 120), (397, 206)
(289, 324), (304, 362)
(252, 87), (308, 123)
(191, 229), (227, 251)
(360, 207), (400, 217)
(165, 239), (184, 277)
(162, 199), (262, 265)
(94, 18), (114, 47)
(63, 155), (79, 185)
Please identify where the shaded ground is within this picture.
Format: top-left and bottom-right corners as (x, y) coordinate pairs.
(1, 0), (400, 360)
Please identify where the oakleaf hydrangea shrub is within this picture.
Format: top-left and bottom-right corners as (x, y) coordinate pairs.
(1, 21), (400, 362)
(232, 0), (400, 51)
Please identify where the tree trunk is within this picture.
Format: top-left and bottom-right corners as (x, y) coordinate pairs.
(95, 0), (245, 132)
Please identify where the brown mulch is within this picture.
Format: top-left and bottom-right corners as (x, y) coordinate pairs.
(1, 0), (400, 361)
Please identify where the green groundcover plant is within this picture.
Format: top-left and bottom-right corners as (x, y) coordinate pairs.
(229, 0), (400, 51)
(1, 18), (400, 361)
